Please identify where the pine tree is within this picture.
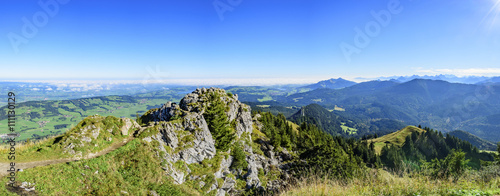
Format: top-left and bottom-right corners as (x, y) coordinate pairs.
(203, 92), (235, 151)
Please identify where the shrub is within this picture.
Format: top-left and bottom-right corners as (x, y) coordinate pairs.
(231, 145), (248, 170)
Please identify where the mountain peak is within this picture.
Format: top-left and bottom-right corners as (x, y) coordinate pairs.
(302, 78), (356, 90)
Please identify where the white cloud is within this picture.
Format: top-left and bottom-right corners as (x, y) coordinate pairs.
(139, 77), (323, 86)
(414, 68), (500, 77)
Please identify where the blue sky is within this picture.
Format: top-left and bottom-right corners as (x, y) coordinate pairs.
(1, 0), (499, 84)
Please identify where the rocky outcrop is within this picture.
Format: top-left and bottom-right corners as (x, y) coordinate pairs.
(60, 115), (139, 159)
(140, 88), (293, 195)
(143, 88), (252, 139)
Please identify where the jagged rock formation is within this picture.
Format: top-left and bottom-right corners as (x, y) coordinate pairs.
(139, 87), (292, 195)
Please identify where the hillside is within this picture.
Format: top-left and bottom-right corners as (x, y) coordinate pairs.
(456, 114), (500, 143)
(368, 126), (425, 154)
(448, 130), (497, 151)
(288, 104), (406, 137)
(288, 104), (345, 136)
(0, 116), (139, 163)
(369, 126), (494, 169)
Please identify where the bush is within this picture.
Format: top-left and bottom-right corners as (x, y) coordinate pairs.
(231, 145), (248, 170)
(421, 150), (470, 181)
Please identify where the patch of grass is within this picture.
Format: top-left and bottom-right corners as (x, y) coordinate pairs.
(367, 126), (425, 154)
(257, 96), (273, 102)
(280, 169), (500, 196)
(0, 139), (197, 195)
(340, 122), (358, 135)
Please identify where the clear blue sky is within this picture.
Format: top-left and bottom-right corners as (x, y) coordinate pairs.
(1, 0), (499, 83)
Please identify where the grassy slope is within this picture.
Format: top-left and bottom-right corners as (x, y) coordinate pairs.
(0, 95), (177, 142)
(367, 126), (425, 154)
(281, 169), (500, 196)
(0, 139), (198, 196)
(0, 116), (134, 162)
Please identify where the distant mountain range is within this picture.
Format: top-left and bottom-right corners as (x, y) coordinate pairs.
(356, 74), (500, 85)
(301, 78), (356, 90)
(476, 76), (500, 85)
(278, 79), (500, 142)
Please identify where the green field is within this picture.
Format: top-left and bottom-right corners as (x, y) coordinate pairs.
(0, 89), (190, 142)
(340, 122), (358, 135)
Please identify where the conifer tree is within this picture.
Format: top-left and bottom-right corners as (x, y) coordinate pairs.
(203, 92), (235, 151)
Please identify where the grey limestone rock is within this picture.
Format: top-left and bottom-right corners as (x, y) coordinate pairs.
(139, 88), (296, 194)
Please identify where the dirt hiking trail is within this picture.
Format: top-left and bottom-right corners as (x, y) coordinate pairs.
(0, 133), (139, 177)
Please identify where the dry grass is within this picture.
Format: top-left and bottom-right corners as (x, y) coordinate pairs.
(281, 169), (500, 196)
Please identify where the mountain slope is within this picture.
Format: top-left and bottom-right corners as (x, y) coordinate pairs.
(288, 104), (406, 137)
(448, 130), (497, 151)
(288, 104), (344, 136)
(456, 114), (500, 143)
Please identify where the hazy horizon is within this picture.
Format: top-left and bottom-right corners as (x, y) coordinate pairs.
(0, 74), (498, 86)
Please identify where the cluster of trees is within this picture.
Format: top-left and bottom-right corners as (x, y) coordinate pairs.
(380, 126), (494, 170)
(257, 111), (379, 178)
(259, 112), (296, 149)
(354, 141), (381, 168)
(292, 122), (365, 178)
(259, 111), (499, 182)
